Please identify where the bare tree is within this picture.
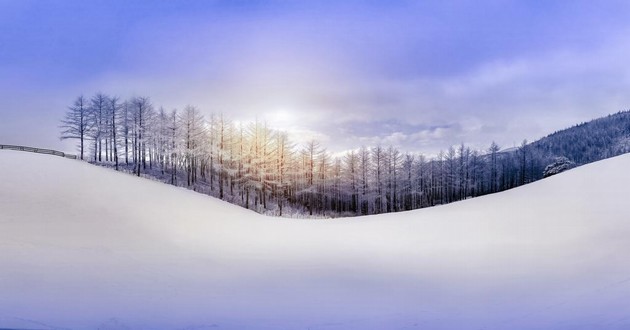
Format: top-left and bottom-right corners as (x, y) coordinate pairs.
(108, 96), (122, 170)
(488, 141), (500, 193)
(302, 140), (322, 215)
(179, 105), (205, 187)
(60, 95), (91, 160)
(121, 100), (131, 165)
(168, 109), (179, 185)
(358, 146), (371, 215)
(343, 150), (359, 214)
(131, 96), (154, 176)
(372, 145), (385, 214)
(88, 93), (109, 162)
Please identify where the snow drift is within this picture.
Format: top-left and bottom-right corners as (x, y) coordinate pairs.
(1, 150), (630, 330)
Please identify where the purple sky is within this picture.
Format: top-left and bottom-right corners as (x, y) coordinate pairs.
(2, 0), (630, 154)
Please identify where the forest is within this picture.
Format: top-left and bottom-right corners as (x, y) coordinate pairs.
(60, 93), (630, 217)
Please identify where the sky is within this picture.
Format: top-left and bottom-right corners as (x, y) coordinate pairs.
(2, 0), (630, 155)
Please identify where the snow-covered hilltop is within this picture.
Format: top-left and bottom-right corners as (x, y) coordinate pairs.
(1, 149), (630, 329)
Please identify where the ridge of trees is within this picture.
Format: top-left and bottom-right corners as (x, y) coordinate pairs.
(60, 93), (630, 217)
(529, 110), (630, 165)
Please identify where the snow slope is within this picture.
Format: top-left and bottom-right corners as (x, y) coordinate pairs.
(1, 149), (630, 330)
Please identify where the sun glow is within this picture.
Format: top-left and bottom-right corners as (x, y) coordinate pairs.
(262, 109), (330, 145)
(267, 109), (298, 128)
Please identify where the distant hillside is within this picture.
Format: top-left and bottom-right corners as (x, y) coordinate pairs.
(530, 110), (630, 165)
(431, 110), (630, 205)
(493, 110), (630, 186)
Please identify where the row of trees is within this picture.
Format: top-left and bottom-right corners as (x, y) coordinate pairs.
(61, 93), (601, 217)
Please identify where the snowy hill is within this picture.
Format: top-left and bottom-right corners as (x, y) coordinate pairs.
(1, 149), (630, 330)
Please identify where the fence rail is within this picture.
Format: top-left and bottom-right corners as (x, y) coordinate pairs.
(0, 144), (78, 159)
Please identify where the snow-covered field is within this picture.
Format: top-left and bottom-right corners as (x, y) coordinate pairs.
(1, 150), (630, 330)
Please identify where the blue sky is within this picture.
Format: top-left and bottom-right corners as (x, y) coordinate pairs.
(2, 0), (630, 154)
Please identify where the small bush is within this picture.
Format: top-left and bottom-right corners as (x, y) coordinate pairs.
(543, 156), (575, 178)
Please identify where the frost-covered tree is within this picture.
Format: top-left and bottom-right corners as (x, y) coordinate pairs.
(488, 141), (500, 193)
(343, 150), (359, 214)
(400, 153), (415, 211)
(371, 145), (386, 214)
(301, 140), (322, 215)
(273, 131), (293, 215)
(358, 146), (371, 215)
(385, 145), (401, 212)
(60, 95), (91, 160)
(88, 93), (109, 162)
(179, 105), (205, 187)
(120, 100), (132, 165)
(167, 109), (180, 185)
(130, 96), (154, 176)
(108, 96), (122, 170)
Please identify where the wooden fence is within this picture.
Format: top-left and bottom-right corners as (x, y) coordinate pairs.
(0, 144), (78, 159)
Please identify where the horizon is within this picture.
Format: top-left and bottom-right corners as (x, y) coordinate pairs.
(2, 1), (630, 154)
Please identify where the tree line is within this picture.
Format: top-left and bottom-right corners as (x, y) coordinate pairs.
(60, 93), (629, 217)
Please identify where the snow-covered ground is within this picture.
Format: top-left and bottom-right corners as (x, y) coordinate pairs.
(1, 150), (630, 330)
